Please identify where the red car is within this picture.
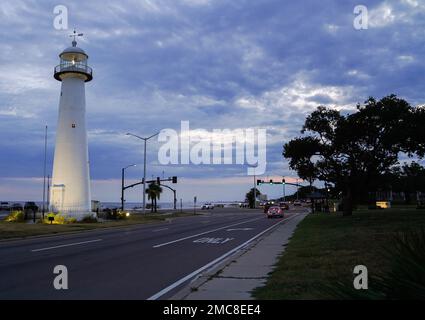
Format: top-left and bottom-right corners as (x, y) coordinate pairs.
(267, 206), (284, 218)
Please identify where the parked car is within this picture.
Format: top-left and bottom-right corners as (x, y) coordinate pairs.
(266, 206), (284, 218)
(11, 203), (23, 211)
(279, 202), (290, 210)
(24, 201), (39, 212)
(293, 200), (302, 206)
(201, 203), (214, 210)
(0, 201), (10, 210)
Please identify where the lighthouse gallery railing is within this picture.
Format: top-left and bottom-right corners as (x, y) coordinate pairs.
(54, 61), (92, 76)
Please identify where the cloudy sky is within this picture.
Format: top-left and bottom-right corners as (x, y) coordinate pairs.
(0, 0), (424, 204)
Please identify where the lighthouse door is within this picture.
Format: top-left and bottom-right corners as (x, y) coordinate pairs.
(51, 184), (65, 212)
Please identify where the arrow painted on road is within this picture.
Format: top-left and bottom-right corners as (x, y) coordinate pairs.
(226, 228), (254, 231)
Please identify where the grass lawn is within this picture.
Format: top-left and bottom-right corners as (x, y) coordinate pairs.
(0, 212), (194, 240)
(253, 208), (425, 299)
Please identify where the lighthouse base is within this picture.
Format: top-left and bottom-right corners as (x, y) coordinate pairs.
(50, 184), (93, 221)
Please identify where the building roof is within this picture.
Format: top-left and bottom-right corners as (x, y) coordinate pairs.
(60, 46), (88, 58)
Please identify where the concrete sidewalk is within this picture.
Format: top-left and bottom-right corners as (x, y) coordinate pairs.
(172, 211), (308, 300)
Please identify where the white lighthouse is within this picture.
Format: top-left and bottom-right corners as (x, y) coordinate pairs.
(50, 31), (93, 219)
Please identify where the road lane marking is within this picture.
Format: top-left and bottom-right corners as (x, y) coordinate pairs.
(226, 228), (253, 231)
(31, 239), (103, 252)
(152, 217), (262, 248)
(193, 237), (234, 244)
(152, 228), (169, 232)
(147, 213), (300, 300)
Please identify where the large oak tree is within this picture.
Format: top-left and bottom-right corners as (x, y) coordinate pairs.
(283, 95), (423, 216)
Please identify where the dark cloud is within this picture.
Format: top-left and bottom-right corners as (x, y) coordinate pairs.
(0, 0), (424, 200)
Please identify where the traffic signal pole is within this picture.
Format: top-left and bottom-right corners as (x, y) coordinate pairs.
(253, 170), (256, 209)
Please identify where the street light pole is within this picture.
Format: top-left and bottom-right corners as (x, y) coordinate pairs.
(143, 139), (147, 213)
(121, 164), (136, 211)
(126, 132), (159, 214)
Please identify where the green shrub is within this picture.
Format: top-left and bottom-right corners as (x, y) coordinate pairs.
(320, 228), (425, 299)
(103, 209), (129, 220)
(4, 211), (24, 222)
(81, 214), (98, 223)
(116, 210), (130, 220)
(375, 228), (425, 299)
(42, 212), (76, 224)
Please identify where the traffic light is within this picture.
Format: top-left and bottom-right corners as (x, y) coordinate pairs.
(156, 177), (161, 185)
(256, 179), (262, 185)
(269, 179), (273, 185)
(282, 178), (286, 184)
(172, 176), (177, 183)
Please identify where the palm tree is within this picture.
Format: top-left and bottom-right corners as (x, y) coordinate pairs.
(145, 182), (163, 213)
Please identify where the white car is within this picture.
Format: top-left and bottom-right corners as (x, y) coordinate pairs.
(201, 203), (214, 210)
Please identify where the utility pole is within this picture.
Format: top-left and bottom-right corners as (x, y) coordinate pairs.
(47, 174), (50, 211)
(42, 125), (48, 220)
(296, 178), (299, 200)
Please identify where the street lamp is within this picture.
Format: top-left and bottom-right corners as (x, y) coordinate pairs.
(121, 164), (136, 211)
(126, 132), (159, 214)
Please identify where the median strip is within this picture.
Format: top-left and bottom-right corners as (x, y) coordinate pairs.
(31, 239), (103, 252)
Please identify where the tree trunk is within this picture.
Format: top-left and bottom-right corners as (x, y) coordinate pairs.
(404, 190), (411, 205)
(154, 197), (157, 213)
(343, 187), (353, 216)
(151, 198), (154, 213)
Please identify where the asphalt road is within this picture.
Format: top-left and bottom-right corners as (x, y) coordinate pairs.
(0, 207), (306, 300)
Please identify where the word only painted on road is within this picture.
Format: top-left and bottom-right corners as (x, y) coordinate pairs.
(193, 237), (234, 244)
(226, 228), (253, 231)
